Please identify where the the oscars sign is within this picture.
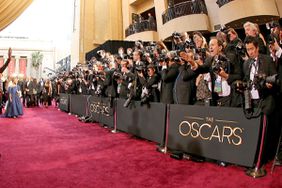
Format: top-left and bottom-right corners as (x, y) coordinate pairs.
(168, 105), (261, 167)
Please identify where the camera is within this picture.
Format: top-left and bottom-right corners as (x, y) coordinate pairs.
(212, 55), (229, 74)
(266, 21), (280, 30)
(235, 41), (247, 58)
(157, 53), (167, 62)
(95, 84), (103, 96)
(253, 73), (279, 90)
(112, 71), (123, 81)
(184, 40), (195, 49)
(140, 87), (150, 105)
(172, 31), (181, 40)
(97, 50), (105, 59)
(135, 64), (146, 73)
(135, 40), (143, 49)
(195, 48), (206, 60)
(267, 33), (279, 44)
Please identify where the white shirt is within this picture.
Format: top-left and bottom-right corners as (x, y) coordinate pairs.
(249, 59), (260, 99)
(204, 73), (230, 97)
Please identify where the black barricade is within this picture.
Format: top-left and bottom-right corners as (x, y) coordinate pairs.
(88, 96), (114, 128)
(59, 94), (70, 112)
(70, 95), (88, 117)
(116, 99), (166, 144)
(168, 104), (261, 167)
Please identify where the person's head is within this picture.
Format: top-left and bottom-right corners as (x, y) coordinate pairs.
(120, 59), (129, 73)
(133, 50), (142, 61)
(148, 13), (151, 17)
(181, 32), (189, 41)
(216, 31), (227, 44)
(244, 36), (259, 59)
(147, 65), (155, 77)
(127, 48), (133, 55)
(244, 22), (258, 37)
(209, 37), (224, 57)
(227, 28), (238, 42)
(12, 77), (18, 84)
(109, 61), (117, 70)
(193, 32), (206, 49)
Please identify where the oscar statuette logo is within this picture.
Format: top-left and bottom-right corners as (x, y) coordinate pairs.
(178, 116), (243, 146)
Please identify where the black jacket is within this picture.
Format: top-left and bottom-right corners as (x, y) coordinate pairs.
(160, 63), (179, 104)
(139, 73), (160, 102)
(243, 54), (277, 115)
(104, 69), (117, 98)
(173, 64), (196, 105)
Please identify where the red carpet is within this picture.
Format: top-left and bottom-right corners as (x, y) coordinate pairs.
(0, 106), (281, 188)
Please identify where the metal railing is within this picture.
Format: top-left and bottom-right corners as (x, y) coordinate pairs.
(162, 0), (208, 24)
(216, 0), (234, 8)
(125, 20), (157, 38)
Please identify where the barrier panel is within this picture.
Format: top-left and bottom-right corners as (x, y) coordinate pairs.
(59, 94), (70, 112)
(168, 104), (261, 167)
(59, 95), (264, 167)
(69, 95), (88, 117)
(116, 99), (166, 144)
(88, 96), (114, 128)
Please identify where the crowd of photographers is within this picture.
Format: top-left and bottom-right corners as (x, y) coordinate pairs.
(55, 20), (282, 165)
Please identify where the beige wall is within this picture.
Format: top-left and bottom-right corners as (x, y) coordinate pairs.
(205, 0), (221, 32)
(159, 14), (211, 40)
(78, 0), (123, 64)
(276, 0), (282, 17)
(134, 0), (154, 14)
(219, 0), (279, 25)
(154, 0), (166, 39)
(125, 31), (158, 41)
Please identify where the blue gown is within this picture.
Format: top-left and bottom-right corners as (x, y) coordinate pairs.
(5, 85), (23, 118)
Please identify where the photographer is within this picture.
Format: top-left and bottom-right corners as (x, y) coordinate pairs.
(173, 50), (197, 105)
(244, 21), (267, 54)
(192, 32), (209, 62)
(224, 28), (245, 107)
(104, 61), (118, 99)
(172, 32), (185, 51)
(268, 35), (282, 165)
(137, 64), (160, 104)
(243, 36), (277, 165)
(119, 59), (135, 99)
(160, 51), (179, 104)
(190, 37), (233, 106)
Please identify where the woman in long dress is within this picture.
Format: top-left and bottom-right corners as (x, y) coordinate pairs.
(42, 79), (52, 108)
(5, 77), (23, 118)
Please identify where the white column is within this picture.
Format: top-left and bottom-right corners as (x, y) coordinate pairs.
(26, 58), (32, 78)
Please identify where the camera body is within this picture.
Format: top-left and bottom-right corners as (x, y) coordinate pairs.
(235, 41), (247, 58)
(212, 55), (229, 74)
(195, 48), (207, 60)
(112, 71), (124, 81)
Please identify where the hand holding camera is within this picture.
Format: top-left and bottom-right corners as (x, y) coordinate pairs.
(179, 51), (198, 70)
